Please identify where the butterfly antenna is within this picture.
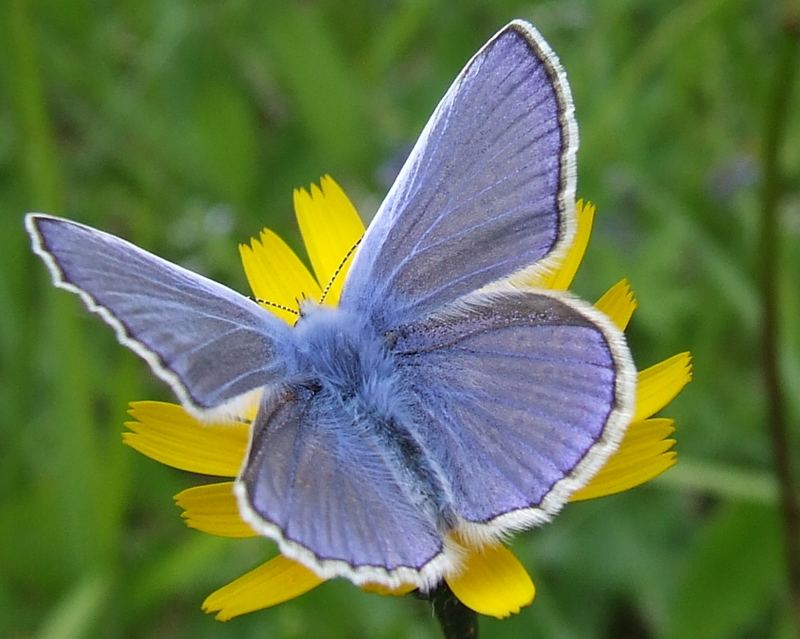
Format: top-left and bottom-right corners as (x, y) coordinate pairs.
(319, 237), (362, 305)
(250, 297), (300, 317)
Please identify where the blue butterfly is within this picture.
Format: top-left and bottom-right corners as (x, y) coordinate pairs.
(26, 20), (635, 590)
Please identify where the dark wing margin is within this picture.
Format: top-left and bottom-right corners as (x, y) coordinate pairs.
(26, 214), (291, 418)
(340, 20), (578, 328)
(390, 286), (636, 542)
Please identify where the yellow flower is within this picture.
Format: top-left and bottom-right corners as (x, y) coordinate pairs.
(123, 176), (692, 621)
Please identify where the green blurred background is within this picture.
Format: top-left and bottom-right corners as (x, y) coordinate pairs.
(2, 0), (799, 637)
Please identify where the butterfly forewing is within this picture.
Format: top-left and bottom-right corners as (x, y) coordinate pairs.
(27, 214), (290, 416)
(340, 21), (577, 328)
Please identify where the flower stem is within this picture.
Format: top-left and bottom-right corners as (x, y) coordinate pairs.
(422, 583), (479, 639)
(760, 4), (800, 632)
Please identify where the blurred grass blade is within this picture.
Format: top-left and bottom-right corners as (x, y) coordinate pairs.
(36, 572), (109, 639)
(6, 0), (100, 573)
(655, 457), (778, 504)
(261, 4), (368, 170)
(7, 0), (62, 209)
(758, 5), (800, 628)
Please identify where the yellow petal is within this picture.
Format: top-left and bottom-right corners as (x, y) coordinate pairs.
(360, 582), (417, 596)
(531, 199), (595, 290)
(595, 279), (637, 330)
(635, 352), (693, 421)
(239, 229), (320, 323)
(607, 417), (676, 449)
(123, 402), (248, 477)
(203, 555), (325, 621)
(445, 542), (535, 618)
(570, 418), (677, 501)
(175, 482), (257, 538)
(571, 454), (677, 501)
(294, 175), (365, 306)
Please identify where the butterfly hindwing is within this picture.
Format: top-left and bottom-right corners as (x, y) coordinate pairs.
(341, 21), (577, 328)
(27, 214), (291, 416)
(236, 384), (452, 588)
(389, 287), (636, 536)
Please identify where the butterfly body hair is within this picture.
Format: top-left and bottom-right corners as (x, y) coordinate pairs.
(285, 303), (455, 529)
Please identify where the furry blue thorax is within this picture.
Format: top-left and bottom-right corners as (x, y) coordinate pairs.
(290, 302), (405, 421)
